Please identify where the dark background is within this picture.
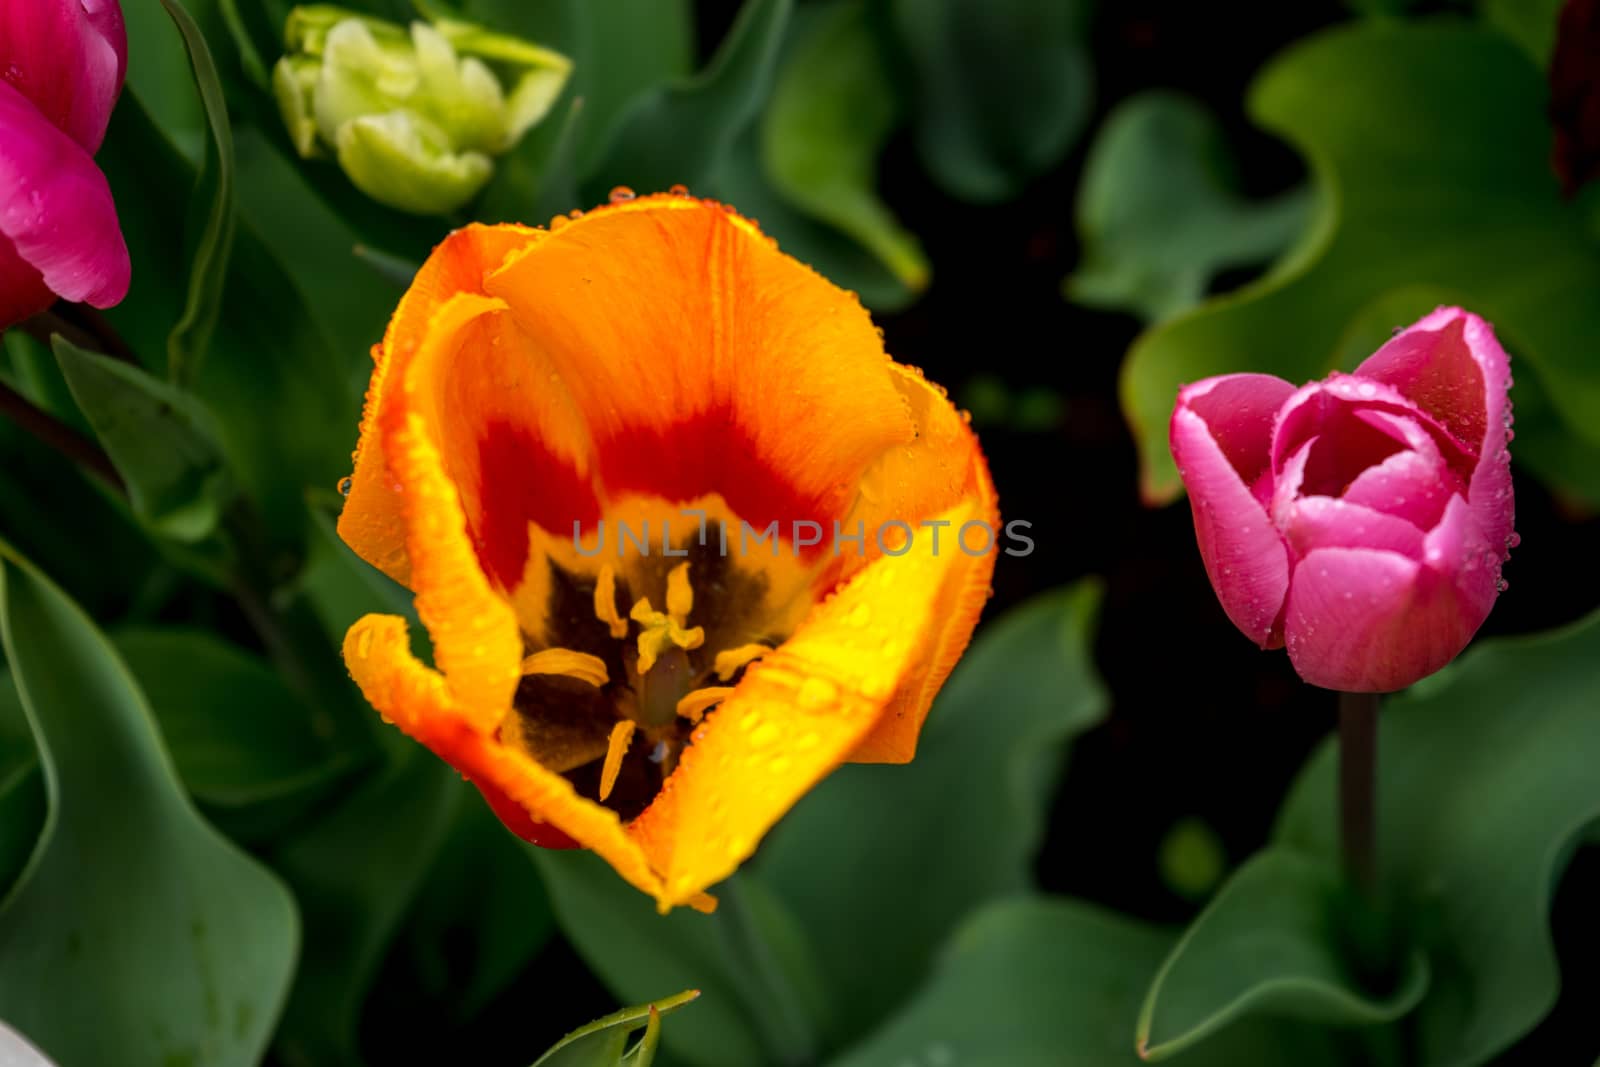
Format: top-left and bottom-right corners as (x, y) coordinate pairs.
(363, 2), (1600, 1062)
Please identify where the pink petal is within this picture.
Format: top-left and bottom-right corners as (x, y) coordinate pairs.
(1177, 373), (1296, 488)
(0, 234), (54, 326)
(0, 80), (129, 310)
(0, 0), (126, 152)
(1278, 497), (1426, 561)
(1284, 495), (1497, 692)
(1357, 307), (1515, 562)
(1171, 404), (1291, 648)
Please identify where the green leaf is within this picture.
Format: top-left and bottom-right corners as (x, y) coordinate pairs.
(271, 752), (465, 1066)
(0, 548), (298, 1067)
(760, 1), (928, 293)
(112, 627), (360, 809)
(0, 677), (43, 899)
(584, 0), (792, 200)
(1121, 22), (1600, 504)
(531, 991), (699, 1067)
(1137, 850), (1429, 1060)
(1066, 92), (1311, 323)
(886, 0), (1092, 203)
(1482, 0), (1566, 68)
(51, 336), (232, 542)
(535, 852), (792, 1067)
(831, 897), (1347, 1067)
(159, 0), (240, 387)
(757, 581), (1110, 1045)
(387, 794), (554, 1023)
(713, 125), (917, 310)
(1269, 607), (1600, 1066)
(100, 93), (360, 555)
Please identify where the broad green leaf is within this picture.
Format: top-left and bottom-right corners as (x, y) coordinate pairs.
(757, 582), (1110, 1045)
(271, 751), (464, 1066)
(159, 0), (239, 387)
(101, 93), (360, 554)
(713, 126), (917, 310)
(831, 898), (1346, 1067)
(1121, 22), (1600, 504)
(1270, 607), (1600, 1066)
(52, 336), (232, 542)
(0, 411), (164, 619)
(232, 127), (397, 370)
(531, 991), (699, 1067)
(886, 0), (1092, 203)
(0, 549), (298, 1067)
(1137, 850), (1429, 1060)
(761, 1), (928, 294)
(535, 852), (802, 1067)
(583, 0), (791, 201)
(112, 627), (360, 809)
(1482, 0), (1566, 67)
(386, 795), (554, 1023)
(1066, 92), (1311, 323)
(0, 677), (43, 899)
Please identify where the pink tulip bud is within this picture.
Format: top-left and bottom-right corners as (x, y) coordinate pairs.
(1170, 307), (1515, 692)
(0, 0), (130, 328)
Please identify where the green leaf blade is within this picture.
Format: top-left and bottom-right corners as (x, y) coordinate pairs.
(51, 337), (232, 542)
(0, 550), (298, 1067)
(757, 581), (1110, 1044)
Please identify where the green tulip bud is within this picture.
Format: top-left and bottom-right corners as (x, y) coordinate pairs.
(273, 4), (572, 215)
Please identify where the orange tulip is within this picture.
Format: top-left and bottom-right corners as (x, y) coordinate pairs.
(337, 193), (997, 911)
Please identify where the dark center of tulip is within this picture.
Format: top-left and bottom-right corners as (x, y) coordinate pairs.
(498, 522), (783, 821)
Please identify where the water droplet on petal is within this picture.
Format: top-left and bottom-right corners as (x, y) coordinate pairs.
(338, 477), (353, 497)
(609, 185), (636, 203)
(668, 183), (690, 196)
(549, 214), (569, 230)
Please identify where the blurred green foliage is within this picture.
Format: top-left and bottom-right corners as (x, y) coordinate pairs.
(0, 1), (1596, 1065)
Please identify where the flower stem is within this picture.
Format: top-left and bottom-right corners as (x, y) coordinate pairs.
(0, 378), (125, 496)
(1338, 690), (1379, 891)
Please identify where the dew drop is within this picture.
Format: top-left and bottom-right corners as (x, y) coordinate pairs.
(549, 214), (569, 230)
(609, 185), (636, 203)
(338, 476), (353, 497)
(1507, 531), (1521, 549)
(749, 721), (781, 747)
(797, 677), (838, 709)
(668, 183), (690, 197)
(1496, 577), (1510, 593)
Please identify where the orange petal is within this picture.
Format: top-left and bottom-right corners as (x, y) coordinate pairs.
(482, 195), (916, 561)
(626, 496), (990, 905)
(845, 364), (1000, 763)
(338, 223), (545, 588)
(344, 613), (666, 900)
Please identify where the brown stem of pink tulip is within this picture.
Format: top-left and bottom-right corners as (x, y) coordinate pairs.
(1339, 690), (1379, 892)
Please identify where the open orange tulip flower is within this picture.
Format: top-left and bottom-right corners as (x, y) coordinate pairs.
(337, 193), (998, 911)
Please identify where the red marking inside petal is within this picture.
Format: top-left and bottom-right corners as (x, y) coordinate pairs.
(595, 408), (839, 560)
(473, 420), (603, 590)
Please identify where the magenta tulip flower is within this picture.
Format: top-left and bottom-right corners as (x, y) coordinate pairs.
(1170, 307), (1515, 692)
(0, 0), (131, 328)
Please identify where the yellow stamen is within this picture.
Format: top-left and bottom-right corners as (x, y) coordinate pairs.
(666, 561), (694, 621)
(629, 574), (705, 674)
(520, 648), (609, 687)
(713, 643), (770, 681)
(599, 719), (636, 802)
(594, 564), (628, 638)
(675, 686), (735, 724)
